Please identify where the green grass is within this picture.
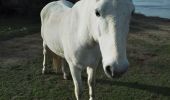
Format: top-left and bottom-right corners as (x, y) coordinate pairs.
(0, 17), (170, 100)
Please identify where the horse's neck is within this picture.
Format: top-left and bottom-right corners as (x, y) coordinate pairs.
(71, 0), (97, 45)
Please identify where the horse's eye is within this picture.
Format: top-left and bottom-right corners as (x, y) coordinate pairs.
(95, 10), (100, 17)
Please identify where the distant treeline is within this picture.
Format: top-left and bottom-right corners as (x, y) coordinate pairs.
(0, 0), (78, 17)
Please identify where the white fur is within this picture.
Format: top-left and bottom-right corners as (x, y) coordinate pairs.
(41, 0), (134, 99)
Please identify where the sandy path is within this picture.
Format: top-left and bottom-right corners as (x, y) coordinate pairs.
(0, 34), (42, 67)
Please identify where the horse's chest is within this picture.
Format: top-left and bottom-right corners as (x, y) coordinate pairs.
(74, 45), (101, 67)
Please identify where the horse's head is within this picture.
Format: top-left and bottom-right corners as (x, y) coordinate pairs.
(91, 0), (134, 78)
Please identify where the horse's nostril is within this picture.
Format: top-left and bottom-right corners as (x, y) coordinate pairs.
(106, 66), (112, 76)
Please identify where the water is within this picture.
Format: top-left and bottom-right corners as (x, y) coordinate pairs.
(133, 0), (170, 19)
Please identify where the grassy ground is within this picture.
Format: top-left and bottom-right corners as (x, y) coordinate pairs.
(0, 15), (170, 100)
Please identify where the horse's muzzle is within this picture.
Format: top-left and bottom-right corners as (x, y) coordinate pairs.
(104, 63), (129, 79)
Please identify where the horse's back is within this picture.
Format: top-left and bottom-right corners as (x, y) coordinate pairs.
(41, 0), (73, 14)
(41, 0), (73, 26)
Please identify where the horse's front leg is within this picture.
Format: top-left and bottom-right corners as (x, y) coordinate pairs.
(69, 64), (83, 100)
(42, 41), (47, 74)
(87, 67), (96, 100)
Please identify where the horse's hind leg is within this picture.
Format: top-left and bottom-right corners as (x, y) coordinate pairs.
(62, 59), (69, 80)
(52, 55), (62, 74)
(42, 41), (47, 74)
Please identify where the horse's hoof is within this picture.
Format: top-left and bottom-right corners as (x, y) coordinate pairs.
(42, 70), (45, 74)
(63, 74), (69, 80)
(89, 97), (93, 100)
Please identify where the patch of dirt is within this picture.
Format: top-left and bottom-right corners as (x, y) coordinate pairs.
(0, 34), (42, 67)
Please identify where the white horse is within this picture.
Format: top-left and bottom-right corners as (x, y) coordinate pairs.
(41, 0), (134, 100)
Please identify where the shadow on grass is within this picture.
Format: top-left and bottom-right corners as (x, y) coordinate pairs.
(97, 79), (170, 96)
